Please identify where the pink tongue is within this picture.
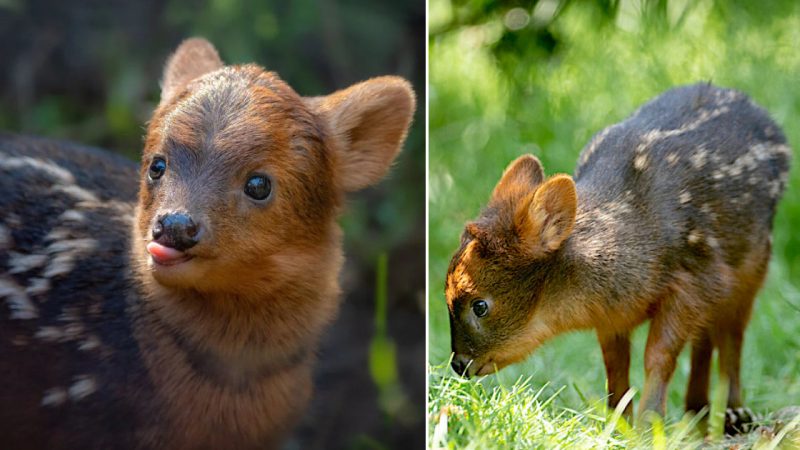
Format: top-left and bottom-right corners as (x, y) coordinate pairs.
(146, 241), (186, 263)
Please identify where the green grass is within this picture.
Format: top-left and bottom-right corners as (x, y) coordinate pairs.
(428, 0), (800, 447)
(428, 363), (800, 449)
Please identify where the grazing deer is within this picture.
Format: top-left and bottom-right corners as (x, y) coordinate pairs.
(445, 83), (790, 434)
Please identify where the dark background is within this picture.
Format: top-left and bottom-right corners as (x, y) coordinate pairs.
(0, 0), (425, 448)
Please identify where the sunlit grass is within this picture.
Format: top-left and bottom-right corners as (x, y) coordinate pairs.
(428, 362), (800, 449)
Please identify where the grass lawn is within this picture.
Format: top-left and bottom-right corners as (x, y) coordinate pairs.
(428, 1), (800, 448)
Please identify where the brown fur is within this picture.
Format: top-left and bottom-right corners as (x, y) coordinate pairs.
(129, 38), (414, 448)
(0, 37), (414, 449)
(445, 84), (789, 431)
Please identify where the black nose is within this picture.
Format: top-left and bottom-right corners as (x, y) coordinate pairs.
(152, 212), (200, 251)
(451, 354), (472, 377)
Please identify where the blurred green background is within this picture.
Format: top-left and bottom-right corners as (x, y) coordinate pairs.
(0, 1), (424, 448)
(429, 0), (800, 434)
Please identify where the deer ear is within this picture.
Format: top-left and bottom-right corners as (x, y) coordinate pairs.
(160, 38), (223, 105)
(516, 175), (577, 253)
(306, 76), (415, 192)
(491, 155), (545, 205)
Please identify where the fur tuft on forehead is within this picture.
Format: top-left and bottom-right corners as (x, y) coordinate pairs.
(464, 207), (523, 257)
(154, 67), (294, 154)
(145, 65), (329, 177)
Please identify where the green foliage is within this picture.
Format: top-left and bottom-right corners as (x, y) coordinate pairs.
(370, 253), (416, 427)
(429, 0), (800, 446)
(370, 253), (401, 411)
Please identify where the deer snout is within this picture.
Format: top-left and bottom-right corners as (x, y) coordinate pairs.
(152, 212), (201, 251)
(451, 354), (473, 378)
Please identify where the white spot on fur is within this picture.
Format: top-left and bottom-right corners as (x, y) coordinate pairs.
(707, 236), (720, 249)
(41, 388), (68, 407)
(700, 203), (718, 222)
(714, 141), (782, 182)
(690, 146), (708, 169)
(605, 201), (632, 215)
(634, 154), (648, 170)
(767, 179), (783, 198)
(7, 252), (48, 274)
(35, 326), (64, 342)
(0, 153), (107, 212)
(45, 228), (71, 242)
(0, 155), (75, 184)
(639, 106), (730, 151)
(43, 238), (98, 278)
(688, 230), (702, 245)
(68, 375), (97, 401)
(52, 185), (100, 203)
(715, 89), (742, 104)
(5, 213), (21, 227)
(774, 143), (792, 159)
(25, 278), (50, 296)
(33, 311), (85, 342)
(580, 126), (613, 165)
(63, 323), (85, 340)
(679, 191), (692, 204)
(666, 153), (679, 166)
(635, 130), (661, 155)
(0, 277), (38, 319)
(79, 335), (102, 351)
(59, 210), (86, 222)
(574, 209), (619, 261)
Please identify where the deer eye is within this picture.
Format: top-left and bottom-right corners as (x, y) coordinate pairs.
(472, 299), (489, 318)
(148, 157), (166, 180)
(244, 174), (272, 201)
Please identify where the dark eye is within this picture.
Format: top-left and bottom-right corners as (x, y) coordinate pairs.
(472, 299), (489, 318)
(148, 157), (166, 180)
(244, 174), (272, 200)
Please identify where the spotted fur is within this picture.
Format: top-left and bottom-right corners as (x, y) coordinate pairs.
(445, 83), (789, 429)
(0, 38), (415, 449)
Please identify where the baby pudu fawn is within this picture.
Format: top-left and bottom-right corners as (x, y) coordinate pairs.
(0, 38), (414, 449)
(445, 83), (790, 433)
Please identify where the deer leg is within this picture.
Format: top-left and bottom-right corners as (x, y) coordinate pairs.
(598, 331), (633, 417)
(639, 304), (689, 420)
(685, 331), (712, 415)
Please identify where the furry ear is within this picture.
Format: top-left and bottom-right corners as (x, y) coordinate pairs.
(515, 175), (577, 253)
(306, 76), (415, 192)
(490, 155), (545, 205)
(161, 38), (223, 105)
